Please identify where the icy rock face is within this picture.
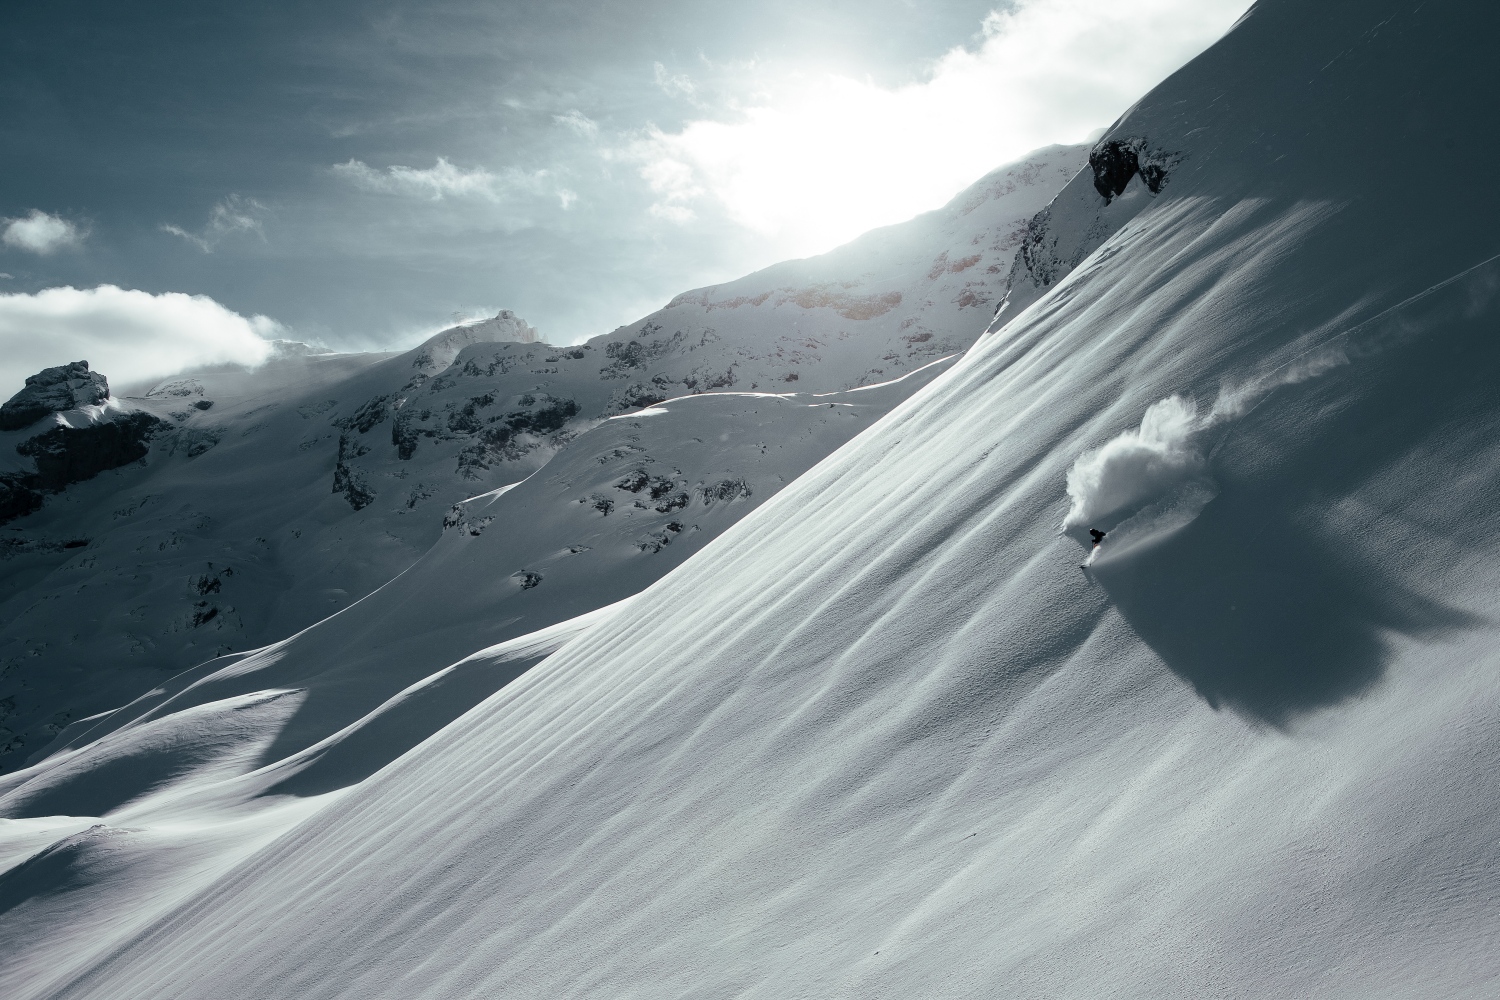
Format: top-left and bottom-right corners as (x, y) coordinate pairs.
(15, 412), (161, 491)
(0, 361), (109, 431)
(0, 414), (164, 526)
(0, 363), (161, 526)
(1087, 138), (1171, 202)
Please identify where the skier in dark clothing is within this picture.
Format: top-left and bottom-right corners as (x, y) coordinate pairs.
(1089, 528), (1107, 546)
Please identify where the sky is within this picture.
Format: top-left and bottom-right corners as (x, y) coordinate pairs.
(0, 0), (1251, 393)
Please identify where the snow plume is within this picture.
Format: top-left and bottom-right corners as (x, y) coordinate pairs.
(1063, 358), (1350, 539)
(0, 285), (278, 397)
(1063, 395), (1209, 530)
(1062, 254), (1500, 542)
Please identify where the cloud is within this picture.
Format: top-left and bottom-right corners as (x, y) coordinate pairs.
(554, 110), (599, 138)
(653, 62), (698, 100)
(0, 285), (278, 397)
(632, 0), (1250, 257)
(332, 156), (551, 203)
(161, 195), (267, 253)
(2, 210), (85, 255)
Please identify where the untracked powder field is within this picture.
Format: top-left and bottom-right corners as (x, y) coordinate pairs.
(2, 1), (1500, 997)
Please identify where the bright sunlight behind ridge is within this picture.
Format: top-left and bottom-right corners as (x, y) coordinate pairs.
(640, 0), (1251, 256)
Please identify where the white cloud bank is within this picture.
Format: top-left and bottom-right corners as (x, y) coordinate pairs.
(636, 0), (1251, 257)
(2, 210), (85, 255)
(0, 286), (278, 397)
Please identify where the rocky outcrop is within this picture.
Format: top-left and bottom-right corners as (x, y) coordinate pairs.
(333, 433), (375, 510)
(0, 361), (109, 431)
(1088, 138), (1172, 204)
(0, 363), (161, 525)
(998, 135), (1180, 322)
(16, 412), (162, 491)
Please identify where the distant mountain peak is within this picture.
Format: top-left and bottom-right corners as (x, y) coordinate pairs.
(411, 310), (541, 372)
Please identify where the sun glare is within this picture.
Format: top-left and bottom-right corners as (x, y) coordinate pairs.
(639, 0), (1252, 258)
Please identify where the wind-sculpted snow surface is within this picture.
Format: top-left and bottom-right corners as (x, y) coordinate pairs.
(0, 372), (953, 1000)
(11, 2), (1500, 996)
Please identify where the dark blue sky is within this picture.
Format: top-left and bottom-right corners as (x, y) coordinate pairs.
(1, 0), (1018, 348)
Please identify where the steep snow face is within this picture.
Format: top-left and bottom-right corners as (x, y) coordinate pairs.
(0, 144), (1080, 771)
(0, 366), (957, 1000)
(1001, 0), (1493, 325)
(15, 2), (1500, 997)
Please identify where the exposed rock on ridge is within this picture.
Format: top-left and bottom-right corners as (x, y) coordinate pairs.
(0, 361), (109, 431)
(1000, 135), (1178, 322)
(16, 412), (162, 491)
(1088, 138), (1172, 203)
(0, 363), (162, 525)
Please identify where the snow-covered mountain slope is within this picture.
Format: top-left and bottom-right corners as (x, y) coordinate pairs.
(12, 368), (950, 804)
(0, 369), (964, 1000)
(0, 144), (1081, 772)
(600, 143), (1084, 406)
(7, 1), (1497, 997)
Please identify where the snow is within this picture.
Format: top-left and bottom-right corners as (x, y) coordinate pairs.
(5, 1), (1500, 996)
